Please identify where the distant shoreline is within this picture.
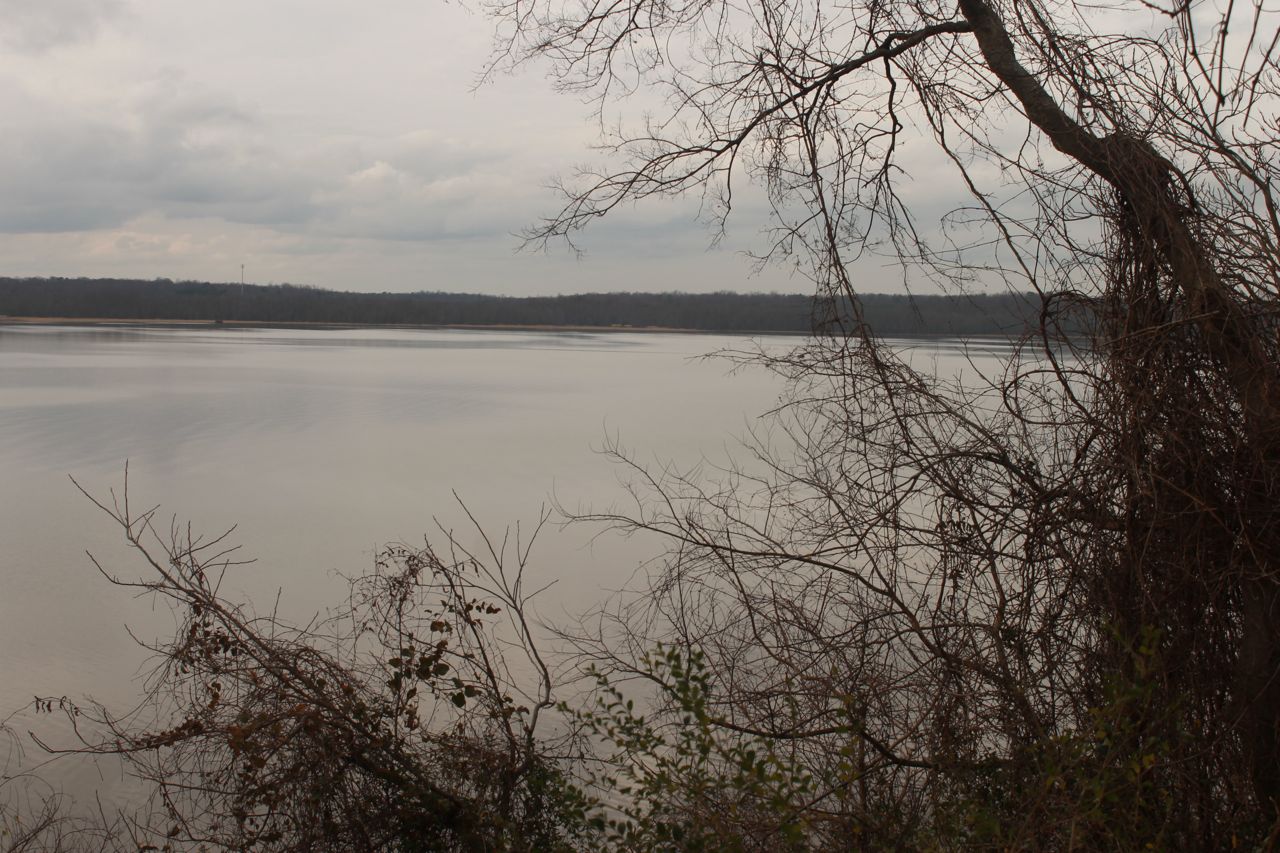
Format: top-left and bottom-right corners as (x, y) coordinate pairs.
(0, 317), (1032, 345)
(0, 316), (810, 336)
(0, 278), (1054, 337)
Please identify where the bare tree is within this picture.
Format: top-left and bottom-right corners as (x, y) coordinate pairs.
(485, 0), (1280, 845)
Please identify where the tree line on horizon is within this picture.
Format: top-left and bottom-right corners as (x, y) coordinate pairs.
(0, 276), (1051, 336)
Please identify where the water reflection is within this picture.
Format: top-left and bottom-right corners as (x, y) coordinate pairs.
(1, 325), (800, 698)
(0, 324), (1016, 810)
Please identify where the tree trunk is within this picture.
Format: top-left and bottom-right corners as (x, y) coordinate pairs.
(959, 0), (1280, 808)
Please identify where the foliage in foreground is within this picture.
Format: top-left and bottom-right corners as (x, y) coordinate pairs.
(5, 489), (593, 852)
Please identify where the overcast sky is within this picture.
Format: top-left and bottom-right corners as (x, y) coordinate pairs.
(0, 0), (849, 295)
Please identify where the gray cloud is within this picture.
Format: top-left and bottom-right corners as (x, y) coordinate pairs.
(0, 60), (563, 243)
(0, 0), (887, 294)
(0, 0), (127, 52)
(0, 71), (318, 231)
(0, 132), (319, 233)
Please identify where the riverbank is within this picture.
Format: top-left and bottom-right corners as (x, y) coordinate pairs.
(0, 316), (815, 336)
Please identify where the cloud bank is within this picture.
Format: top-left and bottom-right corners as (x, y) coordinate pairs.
(0, 0), (824, 294)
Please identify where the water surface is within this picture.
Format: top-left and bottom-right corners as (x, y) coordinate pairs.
(0, 323), (1012, 805)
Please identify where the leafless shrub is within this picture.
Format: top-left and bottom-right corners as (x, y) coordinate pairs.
(2, 712), (138, 853)
(33, 474), (588, 852)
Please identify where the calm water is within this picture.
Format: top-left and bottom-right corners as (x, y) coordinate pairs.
(0, 323), (1010, 805)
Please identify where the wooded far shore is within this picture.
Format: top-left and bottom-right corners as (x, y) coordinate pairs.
(0, 276), (1063, 336)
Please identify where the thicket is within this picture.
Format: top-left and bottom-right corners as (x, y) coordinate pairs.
(5, 0), (1280, 848)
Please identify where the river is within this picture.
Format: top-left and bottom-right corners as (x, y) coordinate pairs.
(0, 322), (1013, 809)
